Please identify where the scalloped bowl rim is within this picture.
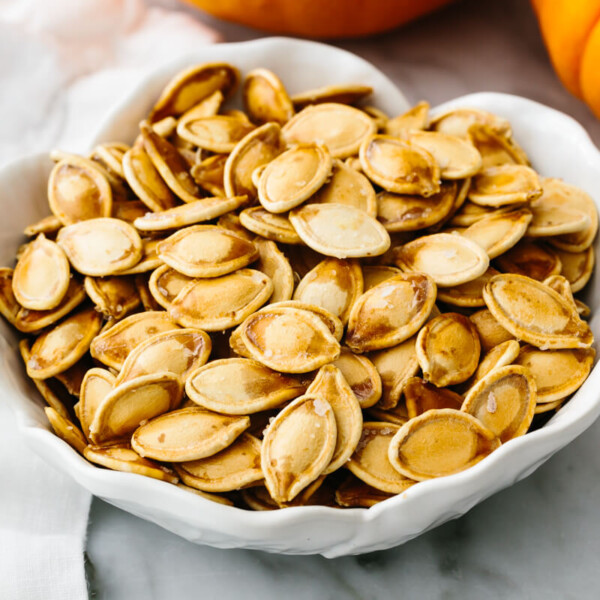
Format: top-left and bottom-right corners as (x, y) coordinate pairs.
(2, 37), (600, 557)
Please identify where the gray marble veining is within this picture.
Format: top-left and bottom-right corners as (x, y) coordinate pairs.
(86, 0), (600, 597)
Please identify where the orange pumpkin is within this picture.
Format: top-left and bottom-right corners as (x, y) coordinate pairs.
(533, 0), (600, 117)
(182, 0), (456, 39)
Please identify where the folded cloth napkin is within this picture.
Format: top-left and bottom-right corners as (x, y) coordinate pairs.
(0, 1), (218, 598)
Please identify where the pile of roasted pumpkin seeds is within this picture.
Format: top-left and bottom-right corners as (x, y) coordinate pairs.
(1, 62), (597, 510)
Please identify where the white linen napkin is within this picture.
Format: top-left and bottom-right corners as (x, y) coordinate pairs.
(0, 1), (218, 598)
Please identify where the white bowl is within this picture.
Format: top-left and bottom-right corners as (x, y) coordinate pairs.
(2, 37), (600, 557)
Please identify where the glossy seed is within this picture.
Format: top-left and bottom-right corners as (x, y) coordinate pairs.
(44, 407), (87, 455)
(307, 365), (363, 474)
(289, 203), (391, 258)
(416, 312), (481, 386)
(258, 144), (332, 213)
(431, 108), (511, 138)
(83, 276), (140, 319)
(514, 345), (595, 403)
(293, 257), (363, 325)
(243, 68), (295, 125)
(186, 357), (305, 415)
(148, 265), (193, 310)
(470, 308), (515, 352)
(461, 365), (537, 443)
(388, 409), (500, 481)
(83, 445), (178, 483)
(283, 103), (376, 158)
(368, 336), (420, 409)
(90, 311), (180, 370)
(117, 328), (211, 384)
(27, 306), (103, 379)
(464, 339), (521, 393)
(133, 195), (247, 232)
(310, 158), (377, 217)
(335, 474), (394, 508)
(376, 182), (457, 232)
(331, 348), (382, 409)
(394, 232), (489, 287)
(175, 433), (263, 492)
(483, 273), (592, 349)
(48, 156), (112, 225)
(467, 123), (529, 167)
(469, 165), (542, 207)
(131, 407), (249, 462)
(254, 239), (294, 303)
(553, 246), (594, 292)
(89, 372), (182, 444)
(157, 225), (258, 278)
(291, 83), (373, 110)
(347, 422), (416, 494)
(239, 207), (302, 244)
(177, 115), (255, 153)
(437, 267), (499, 308)
(12, 234), (70, 310)
(403, 377), (463, 419)
(79, 368), (115, 440)
(261, 394), (336, 503)
(384, 101), (430, 136)
(57, 218), (143, 276)
(168, 269), (272, 331)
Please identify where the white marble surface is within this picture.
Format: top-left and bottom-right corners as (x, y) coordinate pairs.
(82, 0), (600, 597)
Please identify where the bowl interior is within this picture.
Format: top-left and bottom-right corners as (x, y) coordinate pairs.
(2, 38), (600, 557)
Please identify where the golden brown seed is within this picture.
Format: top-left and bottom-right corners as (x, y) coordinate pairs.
(291, 83), (373, 110)
(403, 377), (463, 419)
(44, 406), (87, 455)
(238, 305), (341, 373)
(90, 311), (180, 370)
(27, 306), (103, 379)
(111, 200), (148, 224)
(131, 407), (249, 462)
(394, 233), (489, 287)
(84, 276), (140, 320)
(347, 422), (416, 494)
(191, 154), (227, 197)
(483, 273), (593, 349)
(89, 372), (183, 444)
(335, 474), (394, 508)
(307, 365), (363, 474)
(148, 265), (192, 310)
(149, 62), (239, 122)
(14, 279), (86, 333)
(283, 103), (376, 158)
(553, 246), (594, 293)
(289, 203), (391, 258)
(495, 240), (562, 281)
(376, 182), (457, 232)
(470, 308), (515, 352)
(117, 328), (211, 384)
(12, 234), (70, 310)
(513, 345), (595, 403)
(157, 225), (258, 278)
(0, 268), (20, 327)
(133, 195), (247, 232)
(310, 159), (377, 217)
(258, 144), (332, 213)
(461, 365), (537, 443)
(239, 207), (302, 245)
(122, 146), (176, 213)
(293, 257), (363, 325)
(243, 68), (294, 125)
(416, 312), (481, 387)
(175, 484), (233, 506)
(346, 273), (436, 353)
(177, 115), (255, 153)
(83, 445), (178, 483)
(57, 218), (143, 276)
(464, 339), (521, 393)
(431, 108), (511, 138)
(331, 348), (382, 409)
(186, 357), (305, 415)
(48, 156), (112, 225)
(384, 101), (430, 136)
(79, 368), (115, 440)
(24, 215), (62, 237)
(408, 131), (482, 179)
(359, 135), (440, 197)
(175, 433), (263, 492)
(254, 239), (294, 303)
(362, 265), (403, 291)
(437, 267), (500, 308)
(368, 337), (420, 409)
(468, 123), (529, 167)
(224, 122), (285, 199)
(461, 208), (532, 258)
(388, 409), (500, 481)
(168, 269), (272, 331)
(469, 165), (542, 207)
(262, 394), (336, 503)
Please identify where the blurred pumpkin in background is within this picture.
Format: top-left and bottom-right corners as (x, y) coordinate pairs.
(181, 0), (456, 39)
(532, 0), (600, 117)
